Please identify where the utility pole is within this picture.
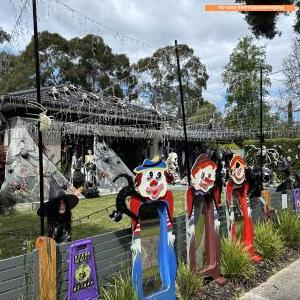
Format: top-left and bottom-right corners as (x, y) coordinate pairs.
(32, 0), (45, 235)
(175, 40), (191, 186)
(260, 66), (264, 192)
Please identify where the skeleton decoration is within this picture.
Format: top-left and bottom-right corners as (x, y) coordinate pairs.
(166, 152), (180, 184)
(84, 149), (96, 187)
(186, 154), (226, 285)
(49, 86), (59, 99)
(110, 157), (176, 300)
(62, 85), (70, 96)
(81, 93), (88, 105)
(27, 101), (53, 132)
(226, 155), (262, 263)
(245, 144), (281, 184)
(246, 144), (279, 163)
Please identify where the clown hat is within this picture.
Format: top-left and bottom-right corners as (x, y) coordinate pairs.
(134, 156), (167, 173)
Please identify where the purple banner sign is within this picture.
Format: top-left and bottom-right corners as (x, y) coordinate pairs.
(294, 188), (300, 212)
(68, 239), (98, 300)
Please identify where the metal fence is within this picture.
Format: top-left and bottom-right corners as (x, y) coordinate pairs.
(0, 190), (297, 300)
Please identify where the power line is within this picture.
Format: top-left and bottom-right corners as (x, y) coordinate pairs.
(45, 0), (156, 50)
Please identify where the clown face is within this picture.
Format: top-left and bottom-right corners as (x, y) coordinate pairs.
(230, 157), (246, 185)
(192, 163), (216, 193)
(136, 169), (168, 200)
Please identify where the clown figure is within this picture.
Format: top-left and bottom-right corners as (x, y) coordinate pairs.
(226, 155), (262, 263)
(112, 156), (176, 300)
(186, 154), (226, 285)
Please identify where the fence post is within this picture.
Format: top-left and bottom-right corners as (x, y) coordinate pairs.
(36, 236), (57, 300)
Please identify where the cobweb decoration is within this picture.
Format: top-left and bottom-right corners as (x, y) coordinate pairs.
(1, 118), (84, 203)
(94, 137), (133, 193)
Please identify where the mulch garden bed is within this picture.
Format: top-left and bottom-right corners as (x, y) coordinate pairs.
(195, 248), (300, 300)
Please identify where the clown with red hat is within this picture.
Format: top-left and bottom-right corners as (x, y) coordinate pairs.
(186, 154), (226, 285)
(226, 155), (262, 263)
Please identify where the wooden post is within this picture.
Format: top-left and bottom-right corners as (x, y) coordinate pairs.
(36, 236), (57, 300)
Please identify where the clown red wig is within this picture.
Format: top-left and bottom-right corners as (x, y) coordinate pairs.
(230, 155), (246, 169)
(191, 155), (217, 178)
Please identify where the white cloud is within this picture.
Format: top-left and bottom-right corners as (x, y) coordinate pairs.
(0, 0), (298, 112)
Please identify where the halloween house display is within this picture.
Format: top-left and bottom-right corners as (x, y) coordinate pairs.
(185, 154), (226, 285)
(111, 157), (176, 300)
(225, 155), (262, 263)
(0, 85), (168, 197)
(1, 118), (82, 203)
(1, 84), (273, 199)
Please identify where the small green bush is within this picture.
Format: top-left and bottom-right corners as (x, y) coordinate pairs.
(101, 273), (137, 300)
(276, 210), (300, 249)
(176, 261), (203, 300)
(0, 191), (17, 215)
(221, 239), (255, 280)
(254, 223), (284, 261)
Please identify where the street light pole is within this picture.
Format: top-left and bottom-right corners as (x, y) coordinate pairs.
(32, 0), (45, 235)
(260, 66), (264, 192)
(175, 40), (191, 186)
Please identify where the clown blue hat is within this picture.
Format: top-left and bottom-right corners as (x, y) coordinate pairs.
(134, 156), (167, 173)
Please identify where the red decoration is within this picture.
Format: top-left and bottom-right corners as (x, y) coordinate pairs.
(226, 156), (262, 263)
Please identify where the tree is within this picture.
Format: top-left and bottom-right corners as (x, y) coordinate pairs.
(0, 31), (137, 101)
(279, 38), (300, 126)
(135, 44), (208, 117)
(187, 100), (221, 124)
(235, 0), (300, 39)
(0, 28), (10, 44)
(222, 36), (273, 129)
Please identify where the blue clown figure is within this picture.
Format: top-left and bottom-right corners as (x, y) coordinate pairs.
(111, 157), (177, 300)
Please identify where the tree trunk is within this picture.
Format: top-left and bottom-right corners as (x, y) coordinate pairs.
(288, 100), (293, 128)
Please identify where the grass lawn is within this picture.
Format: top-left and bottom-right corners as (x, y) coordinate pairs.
(0, 190), (186, 259)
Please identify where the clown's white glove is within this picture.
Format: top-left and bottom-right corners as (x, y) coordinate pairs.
(248, 207), (252, 217)
(229, 211), (235, 224)
(131, 238), (141, 256)
(215, 219), (221, 231)
(168, 231), (175, 246)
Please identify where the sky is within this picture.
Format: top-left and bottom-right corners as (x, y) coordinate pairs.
(0, 0), (299, 113)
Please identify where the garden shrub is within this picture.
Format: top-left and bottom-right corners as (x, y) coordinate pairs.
(221, 239), (255, 280)
(254, 223), (284, 261)
(101, 272), (137, 300)
(176, 260), (203, 300)
(0, 191), (17, 215)
(276, 210), (300, 249)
